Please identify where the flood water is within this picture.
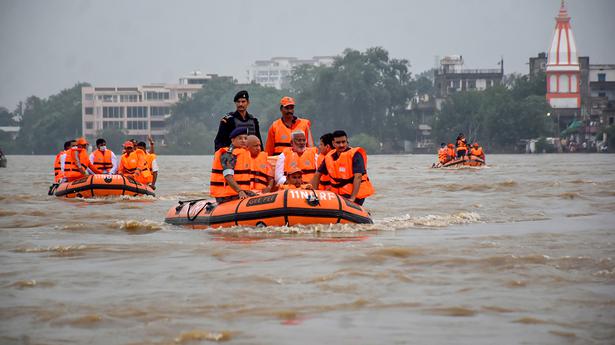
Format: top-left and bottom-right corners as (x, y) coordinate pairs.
(1, 154), (614, 344)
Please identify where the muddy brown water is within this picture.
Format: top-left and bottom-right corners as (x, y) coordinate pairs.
(1, 154), (614, 344)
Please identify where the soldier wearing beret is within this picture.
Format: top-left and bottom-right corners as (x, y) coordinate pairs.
(214, 90), (263, 151)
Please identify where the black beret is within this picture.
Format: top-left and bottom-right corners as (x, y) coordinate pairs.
(234, 90), (249, 102)
(229, 127), (249, 139)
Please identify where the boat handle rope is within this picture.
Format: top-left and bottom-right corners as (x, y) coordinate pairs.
(48, 183), (59, 196)
(306, 189), (320, 207)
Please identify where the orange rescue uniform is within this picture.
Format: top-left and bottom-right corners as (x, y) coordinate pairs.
(324, 147), (374, 199)
(282, 147), (318, 184)
(250, 151), (273, 192)
(91, 149), (114, 174)
(265, 118), (312, 156)
(210, 147), (252, 198)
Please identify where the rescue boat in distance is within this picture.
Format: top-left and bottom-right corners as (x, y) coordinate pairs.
(165, 189), (373, 229)
(53, 174), (155, 198)
(434, 157), (486, 168)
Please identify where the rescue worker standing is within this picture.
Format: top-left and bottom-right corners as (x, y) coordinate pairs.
(246, 135), (274, 193)
(265, 96), (314, 156)
(275, 130), (318, 186)
(89, 138), (117, 174)
(210, 127), (256, 204)
(214, 90), (262, 151)
(136, 141), (158, 189)
(455, 133), (468, 158)
(311, 130), (374, 206)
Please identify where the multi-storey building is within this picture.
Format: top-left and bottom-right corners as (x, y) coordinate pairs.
(81, 73), (231, 144)
(589, 65), (615, 128)
(247, 56), (335, 89)
(433, 55), (504, 108)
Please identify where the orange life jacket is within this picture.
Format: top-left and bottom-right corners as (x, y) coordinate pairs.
(438, 147), (449, 163)
(456, 139), (467, 152)
(470, 147), (484, 159)
(282, 147), (318, 184)
(144, 153), (157, 184)
(324, 147), (374, 199)
(250, 151), (272, 191)
(134, 149), (152, 183)
(316, 153), (330, 190)
(265, 118), (312, 156)
(64, 148), (96, 181)
(91, 149), (114, 173)
(210, 147), (252, 198)
(54, 150), (66, 182)
(119, 151), (146, 183)
(447, 147), (455, 158)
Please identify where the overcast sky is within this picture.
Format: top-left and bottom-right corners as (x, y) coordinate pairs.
(1, 0), (613, 109)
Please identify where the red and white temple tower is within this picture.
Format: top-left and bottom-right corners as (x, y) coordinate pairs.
(546, 0), (581, 110)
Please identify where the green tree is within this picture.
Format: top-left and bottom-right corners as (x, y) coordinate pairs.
(15, 83), (89, 154)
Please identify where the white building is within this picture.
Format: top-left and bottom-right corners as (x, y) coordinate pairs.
(247, 56), (335, 89)
(81, 73), (231, 144)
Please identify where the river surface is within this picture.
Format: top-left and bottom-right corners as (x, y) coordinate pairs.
(1, 154), (614, 344)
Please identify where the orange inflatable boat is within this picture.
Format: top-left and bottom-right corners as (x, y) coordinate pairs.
(165, 189), (372, 229)
(434, 157), (485, 168)
(52, 174), (155, 198)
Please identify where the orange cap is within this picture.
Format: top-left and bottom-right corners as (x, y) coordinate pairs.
(447, 143), (454, 148)
(76, 137), (88, 145)
(123, 140), (134, 148)
(473, 143), (479, 147)
(286, 166), (302, 175)
(280, 96), (295, 107)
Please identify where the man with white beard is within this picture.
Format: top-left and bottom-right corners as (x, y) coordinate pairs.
(274, 130), (318, 187)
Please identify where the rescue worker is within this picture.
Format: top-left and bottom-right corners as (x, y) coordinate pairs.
(246, 135), (274, 193)
(89, 138), (117, 175)
(265, 96), (314, 156)
(469, 143), (485, 162)
(64, 137), (101, 182)
(118, 141), (146, 183)
(210, 127), (256, 204)
(311, 130), (374, 206)
(277, 167), (313, 190)
(135, 141), (158, 189)
(447, 143), (455, 161)
(456, 133), (468, 158)
(316, 133), (333, 190)
(437, 143), (449, 165)
(214, 90), (262, 151)
(54, 140), (74, 182)
(275, 130), (318, 187)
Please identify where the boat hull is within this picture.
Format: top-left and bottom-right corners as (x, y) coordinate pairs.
(165, 189), (373, 229)
(54, 174), (155, 198)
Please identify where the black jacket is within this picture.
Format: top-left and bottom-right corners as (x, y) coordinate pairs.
(214, 111), (263, 151)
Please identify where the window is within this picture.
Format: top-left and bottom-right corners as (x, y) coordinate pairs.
(102, 95), (116, 102)
(84, 94), (93, 101)
(151, 107), (170, 116)
(127, 121), (148, 130)
(468, 80), (476, 89)
(102, 106), (123, 118)
(120, 94), (138, 102)
(559, 75), (569, 93)
(570, 75), (577, 92)
(103, 121), (123, 129)
(127, 106), (147, 118)
(599, 92), (606, 97)
(150, 120), (166, 129)
(598, 73), (606, 82)
(549, 75), (557, 92)
(145, 91), (170, 100)
(85, 107), (94, 115)
(609, 117), (614, 125)
(85, 121), (93, 129)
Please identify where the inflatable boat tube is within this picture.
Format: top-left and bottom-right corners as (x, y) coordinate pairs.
(53, 174), (155, 198)
(165, 189), (372, 229)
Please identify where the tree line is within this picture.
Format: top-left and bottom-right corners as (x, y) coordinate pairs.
(4, 47), (609, 155)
